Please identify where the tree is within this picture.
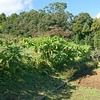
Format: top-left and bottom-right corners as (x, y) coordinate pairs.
(72, 21), (82, 34)
(50, 11), (73, 30)
(82, 23), (90, 35)
(38, 2), (73, 32)
(72, 13), (93, 43)
(91, 18), (100, 32)
(73, 13), (92, 25)
(0, 2), (73, 38)
(2, 13), (18, 34)
(93, 31), (100, 50)
(73, 13), (92, 34)
(0, 13), (6, 24)
(43, 2), (67, 13)
(91, 18), (100, 49)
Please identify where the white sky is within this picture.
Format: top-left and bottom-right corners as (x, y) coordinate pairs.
(96, 13), (100, 18)
(0, 0), (33, 16)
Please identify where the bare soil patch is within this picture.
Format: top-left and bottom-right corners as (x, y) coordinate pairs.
(76, 69), (100, 89)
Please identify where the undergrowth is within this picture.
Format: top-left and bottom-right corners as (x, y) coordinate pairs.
(0, 35), (96, 99)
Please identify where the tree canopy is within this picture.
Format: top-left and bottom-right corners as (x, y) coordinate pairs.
(0, 2), (100, 50)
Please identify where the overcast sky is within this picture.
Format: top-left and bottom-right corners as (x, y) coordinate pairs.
(0, 0), (100, 18)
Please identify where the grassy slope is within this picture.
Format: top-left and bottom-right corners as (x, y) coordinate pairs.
(69, 83), (100, 100)
(0, 69), (75, 100)
(0, 66), (100, 100)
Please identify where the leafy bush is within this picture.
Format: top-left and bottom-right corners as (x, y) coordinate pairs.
(0, 46), (24, 77)
(30, 36), (91, 70)
(0, 36), (91, 78)
(42, 37), (89, 66)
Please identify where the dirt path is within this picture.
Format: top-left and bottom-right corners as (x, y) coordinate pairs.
(76, 69), (100, 89)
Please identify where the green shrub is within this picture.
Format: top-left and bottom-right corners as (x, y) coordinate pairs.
(38, 36), (90, 68)
(0, 36), (91, 78)
(0, 46), (24, 77)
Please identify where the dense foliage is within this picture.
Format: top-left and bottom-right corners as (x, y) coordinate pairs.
(0, 36), (90, 76)
(0, 2), (99, 51)
(0, 2), (100, 100)
(0, 2), (100, 99)
(0, 0), (99, 85)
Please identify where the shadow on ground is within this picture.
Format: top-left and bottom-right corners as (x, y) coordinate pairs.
(0, 66), (77, 100)
(72, 65), (97, 81)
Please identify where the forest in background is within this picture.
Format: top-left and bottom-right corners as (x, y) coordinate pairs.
(0, 2), (100, 50)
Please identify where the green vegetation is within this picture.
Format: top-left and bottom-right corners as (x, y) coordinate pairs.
(0, 2), (99, 49)
(0, 35), (96, 99)
(70, 83), (100, 100)
(0, 2), (100, 99)
(0, 35), (91, 77)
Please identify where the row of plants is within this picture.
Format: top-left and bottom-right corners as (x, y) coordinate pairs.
(0, 36), (91, 78)
(1, 35), (98, 99)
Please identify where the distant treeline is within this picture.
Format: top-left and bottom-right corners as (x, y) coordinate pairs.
(0, 2), (100, 49)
